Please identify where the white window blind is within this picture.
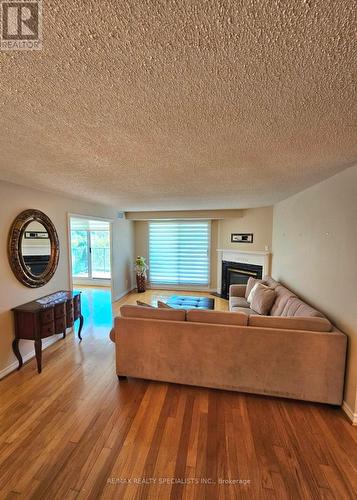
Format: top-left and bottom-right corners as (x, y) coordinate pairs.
(149, 221), (211, 286)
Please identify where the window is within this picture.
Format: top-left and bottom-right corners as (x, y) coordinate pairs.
(70, 218), (111, 281)
(149, 220), (210, 286)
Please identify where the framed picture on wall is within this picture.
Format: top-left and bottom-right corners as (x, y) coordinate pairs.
(231, 233), (253, 243)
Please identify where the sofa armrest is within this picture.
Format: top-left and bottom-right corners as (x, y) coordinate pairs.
(229, 284), (246, 297)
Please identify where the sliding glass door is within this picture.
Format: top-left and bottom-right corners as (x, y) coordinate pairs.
(90, 230), (111, 279)
(70, 218), (111, 282)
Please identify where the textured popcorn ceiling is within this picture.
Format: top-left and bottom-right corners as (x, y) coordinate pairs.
(0, 0), (356, 210)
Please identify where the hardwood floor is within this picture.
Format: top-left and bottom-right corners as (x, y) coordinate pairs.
(0, 288), (356, 499)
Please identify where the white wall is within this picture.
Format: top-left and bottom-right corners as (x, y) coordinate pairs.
(0, 180), (134, 378)
(111, 217), (135, 301)
(217, 207), (273, 252)
(272, 165), (357, 418)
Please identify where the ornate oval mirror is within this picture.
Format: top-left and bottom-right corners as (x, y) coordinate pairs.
(8, 209), (60, 288)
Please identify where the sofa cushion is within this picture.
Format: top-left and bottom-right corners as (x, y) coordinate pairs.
(229, 296), (250, 309)
(263, 276), (280, 289)
(229, 284), (246, 298)
(281, 297), (324, 318)
(269, 285), (296, 316)
(187, 309), (248, 326)
(120, 305), (186, 321)
(245, 277), (266, 299)
(249, 315), (332, 332)
(250, 284), (276, 315)
(230, 306), (256, 315)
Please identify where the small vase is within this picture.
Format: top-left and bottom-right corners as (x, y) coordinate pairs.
(136, 273), (146, 293)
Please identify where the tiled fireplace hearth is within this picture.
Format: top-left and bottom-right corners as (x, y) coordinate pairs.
(216, 249), (271, 298)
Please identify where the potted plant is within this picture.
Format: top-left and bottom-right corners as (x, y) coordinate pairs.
(135, 256), (148, 293)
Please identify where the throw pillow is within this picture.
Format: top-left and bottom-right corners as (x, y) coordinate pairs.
(157, 300), (172, 309)
(245, 277), (266, 299)
(247, 282), (269, 303)
(250, 283), (276, 315)
(136, 300), (154, 308)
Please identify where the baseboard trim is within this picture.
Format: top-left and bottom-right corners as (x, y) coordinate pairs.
(147, 285), (217, 293)
(73, 279), (111, 287)
(112, 287), (135, 303)
(342, 401), (357, 425)
(0, 335), (62, 380)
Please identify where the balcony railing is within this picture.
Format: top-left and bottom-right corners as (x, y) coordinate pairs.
(72, 247), (110, 279)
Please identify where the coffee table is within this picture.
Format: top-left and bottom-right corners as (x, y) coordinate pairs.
(165, 295), (215, 310)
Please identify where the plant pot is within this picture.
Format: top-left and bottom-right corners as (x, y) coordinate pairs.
(136, 273), (146, 293)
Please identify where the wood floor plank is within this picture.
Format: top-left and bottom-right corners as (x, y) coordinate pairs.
(188, 393), (209, 499)
(0, 287), (356, 500)
(79, 381), (148, 500)
(170, 393), (195, 500)
(149, 388), (188, 499)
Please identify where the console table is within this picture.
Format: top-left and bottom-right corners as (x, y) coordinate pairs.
(12, 290), (84, 373)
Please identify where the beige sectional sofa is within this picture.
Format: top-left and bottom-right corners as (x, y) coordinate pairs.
(110, 277), (347, 405)
(230, 276), (327, 319)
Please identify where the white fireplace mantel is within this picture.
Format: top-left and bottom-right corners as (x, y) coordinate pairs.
(216, 249), (271, 294)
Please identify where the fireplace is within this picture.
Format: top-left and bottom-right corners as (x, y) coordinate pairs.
(221, 260), (263, 299)
(23, 255), (50, 275)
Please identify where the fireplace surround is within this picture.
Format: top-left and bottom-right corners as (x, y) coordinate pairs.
(216, 249), (270, 297)
(221, 260), (263, 299)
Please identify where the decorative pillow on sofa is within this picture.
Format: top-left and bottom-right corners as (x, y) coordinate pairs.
(136, 300), (154, 308)
(157, 300), (172, 309)
(247, 282), (269, 303)
(245, 277), (267, 299)
(250, 283), (276, 315)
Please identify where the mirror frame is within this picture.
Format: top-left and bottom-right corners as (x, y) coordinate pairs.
(8, 209), (60, 288)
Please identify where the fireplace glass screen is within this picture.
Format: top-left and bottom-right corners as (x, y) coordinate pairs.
(221, 261), (263, 299)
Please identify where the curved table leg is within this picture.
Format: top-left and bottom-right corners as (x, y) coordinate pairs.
(12, 339), (23, 370)
(34, 339), (42, 374)
(78, 314), (84, 341)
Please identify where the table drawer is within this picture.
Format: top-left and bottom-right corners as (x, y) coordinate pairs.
(55, 317), (66, 334)
(66, 302), (74, 314)
(54, 303), (66, 319)
(41, 321), (55, 338)
(40, 309), (54, 324)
